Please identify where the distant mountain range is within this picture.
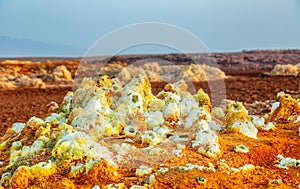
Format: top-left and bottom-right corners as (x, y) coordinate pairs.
(0, 35), (85, 57)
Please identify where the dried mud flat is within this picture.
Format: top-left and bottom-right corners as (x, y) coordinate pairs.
(0, 50), (300, 188)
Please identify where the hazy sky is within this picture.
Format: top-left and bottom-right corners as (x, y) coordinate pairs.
(1, 0), (300, 52)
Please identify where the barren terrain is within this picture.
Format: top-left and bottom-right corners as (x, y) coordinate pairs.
(0, 50), (299, 188)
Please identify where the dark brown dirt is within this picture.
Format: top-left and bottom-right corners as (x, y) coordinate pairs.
(2, 49), (300, 75)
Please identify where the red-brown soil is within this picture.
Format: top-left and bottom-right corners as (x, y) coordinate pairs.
(0, 87), (71, 137)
